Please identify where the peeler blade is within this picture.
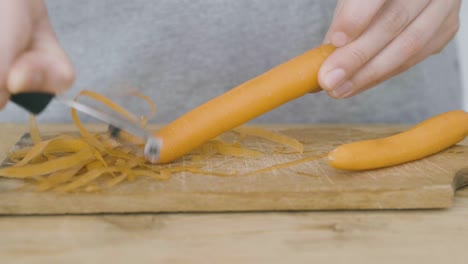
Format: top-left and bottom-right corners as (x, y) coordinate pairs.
(55, 96), (162, 162)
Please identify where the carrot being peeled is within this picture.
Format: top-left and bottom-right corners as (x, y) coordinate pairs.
(2, 89), (315, 193)
(153, 44), (336, 163)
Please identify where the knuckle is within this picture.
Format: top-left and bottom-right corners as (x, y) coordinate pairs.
(431, 45), (445, 55)
(348, 47), (370, 66)
(394, 64), (409, 75)
(400, 30), (425, 57)
(357, 66), (380, 88)
(380, 6), (410, 34)
(432, 20), (460, 55)
(447, 11), (461, 36)
(339, 13), (367, 35)
(451, 18), (460, 37)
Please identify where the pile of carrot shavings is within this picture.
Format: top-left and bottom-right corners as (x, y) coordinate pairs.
(0, 90), (324, 193)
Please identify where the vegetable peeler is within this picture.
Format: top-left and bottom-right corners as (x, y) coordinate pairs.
(10, 92), (162, 162)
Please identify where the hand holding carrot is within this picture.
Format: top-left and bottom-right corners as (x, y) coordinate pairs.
(319, 0), (461, 99)
(0, 0), (74, 109)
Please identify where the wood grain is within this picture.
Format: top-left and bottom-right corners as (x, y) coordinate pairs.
(0, 124), (467, 214)
(2, 205), (468, 264)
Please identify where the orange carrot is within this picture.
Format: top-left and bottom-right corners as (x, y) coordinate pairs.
(153, 44), (336, 163)
(327, 110), (468, 171)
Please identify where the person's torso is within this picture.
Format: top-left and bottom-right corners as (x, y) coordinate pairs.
(1, 0), (461, 123)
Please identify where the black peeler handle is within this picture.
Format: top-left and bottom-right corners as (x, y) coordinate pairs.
(10, 92), (55, 115)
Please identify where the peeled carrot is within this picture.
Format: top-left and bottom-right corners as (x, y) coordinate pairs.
(327, 110), (468, 171)
(153, 44), (336, 163)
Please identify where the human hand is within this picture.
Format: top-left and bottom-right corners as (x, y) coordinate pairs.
(318, 0), (461, 98)
(0, 0), (74, 109)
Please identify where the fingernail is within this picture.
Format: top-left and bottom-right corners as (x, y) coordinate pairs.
(332, 81), (353, 98)
(331, 32), (348, 47)
(324, 68), (346, 90)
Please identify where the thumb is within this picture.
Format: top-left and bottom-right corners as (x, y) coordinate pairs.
(7, 21), (74, 94)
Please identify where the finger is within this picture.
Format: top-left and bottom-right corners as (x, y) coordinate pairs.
(0, 89), (10, 110)
(7, 51), (72, 94)
(319, 0), (430, 92)
(395, 3), (461, 73)
(324, 0), (386, 47)
(0, 0), (32, 93)
(381, 14), (460, 85)
(331, 0), (457, 98)
(7, 17), (75, 94)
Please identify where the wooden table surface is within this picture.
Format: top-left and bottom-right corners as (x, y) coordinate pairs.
(1, 123), (467, 264)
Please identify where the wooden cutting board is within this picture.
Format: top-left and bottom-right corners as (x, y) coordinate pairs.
(0, 124), (467, 214)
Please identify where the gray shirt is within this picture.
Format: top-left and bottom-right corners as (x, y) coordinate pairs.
(1, 0), (462, 123)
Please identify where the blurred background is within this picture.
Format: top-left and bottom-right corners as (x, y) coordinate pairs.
(458, 1), (468, 110)
(1, 1), (467, 123)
